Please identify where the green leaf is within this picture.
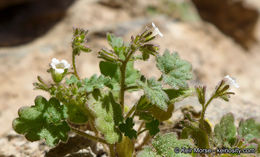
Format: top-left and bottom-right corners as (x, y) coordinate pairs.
(99, 61), (141, 91)
(125, 62), (141, 87)
(107, 33), (129, 60)
(137, 147), (158, 157)
(238, 118), (260, 142)
(138, 133), (193, 157)
(12, 96), (70, 146)
(99, 61), (118, 77)
(145, 119), (160, 136)
(164, 88), (193, 101)
(99, 61), (120, 91)
(81, 74), (110, 93)
(153, 133), (193, 157)
(181, 121), (210, 148)
(65, 75), (78, 85)
(88, 92), (123, 144)
(66, 74), (110, 93)
(66, 103), (88, 123)
(188, 127), (209, 148)
(107, 33), (124, 51)
(149, 103), (174, 121)
(138, 78), (169, 111)
(54, 75), (90, 124)
(214, 113), (237, 147)
(136, 96), (153, 111)
(119, 118), (137, 139)
(138, 112), (154, 121)
(156, 50), (192, 89)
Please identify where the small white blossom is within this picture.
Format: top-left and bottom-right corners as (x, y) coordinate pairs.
(152, 22), (163, 37)
(224, 75), (239, 88)
(50, 58), (70, 74)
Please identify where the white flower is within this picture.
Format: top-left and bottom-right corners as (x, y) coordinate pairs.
(50, 58), (70, 74)
(152, 22), (163, 37)
(224, 75), (239, 88)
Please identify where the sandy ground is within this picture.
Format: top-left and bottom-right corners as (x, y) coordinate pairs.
(0, 0), (260, 156)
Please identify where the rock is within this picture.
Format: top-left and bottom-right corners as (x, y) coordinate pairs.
(192, 0), (259, 49)
(0, 130), (105, 157)
(46, 135), (105, 157)
(0, 0), (75, 47)
(0, 0), (32, 9)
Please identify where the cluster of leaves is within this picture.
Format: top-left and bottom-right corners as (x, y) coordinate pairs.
(137, 113), (260, 157)
(137, 80), (260, 157)
(138, 133), (194, 157)
(213, 113), (260, 153)
(12, 96), (70, 146)
(12, 24), (260, 157)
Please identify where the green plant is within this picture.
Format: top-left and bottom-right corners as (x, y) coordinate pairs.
(12, 23), (259, 157)
(137, 81), (260, 157)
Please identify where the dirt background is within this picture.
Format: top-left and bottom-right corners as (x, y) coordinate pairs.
(0, 0), (260, 156)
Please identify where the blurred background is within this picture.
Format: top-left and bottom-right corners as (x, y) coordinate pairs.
(0, 0), (260, 156)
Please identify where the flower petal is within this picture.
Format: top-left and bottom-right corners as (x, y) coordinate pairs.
(155, 28), (163, 37)
(51, 58), (60, 65)
(61, 59), (70, 69)
(151, 22), (163, 37)
(55, 68), (64, 74)
(224, 75), (239, 88)
(152, 22), (156, 28)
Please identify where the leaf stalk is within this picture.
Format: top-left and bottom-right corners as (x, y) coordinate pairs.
(71, 127), (109, 145)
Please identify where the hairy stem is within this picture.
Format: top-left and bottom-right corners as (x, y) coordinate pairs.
(200, 95), (215, 126)
(119, 50), (135, 112)
(199, 95), (216, 150)
(71, 127), (108, 145)
(119, 62), (126, 110)
(72, 53), (80, 79)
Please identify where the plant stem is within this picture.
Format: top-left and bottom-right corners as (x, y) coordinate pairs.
(89, 120), (99, 135)
(72, 53), (80, 79)
(137, 129), (147, 136)
(135, 133), (151, 151)
(125, 104), (136, 119)
(71, 127), (108, 145)
(109, 144), (116, 157)
(119, 62), (126, 110)
(125, 85), (138, 90)
(200, 95), (215, 125)
(119, 49), (135, 112)
(137, 121), (145, 132)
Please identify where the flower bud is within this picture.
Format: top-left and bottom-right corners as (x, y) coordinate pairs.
(98, 48), (118, 62)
